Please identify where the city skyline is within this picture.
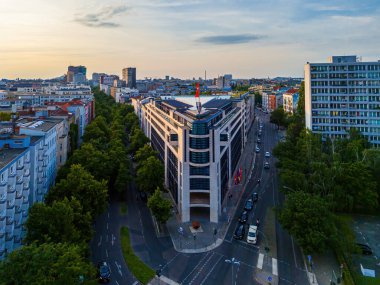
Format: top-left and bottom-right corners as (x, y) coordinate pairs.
(1, 0), (380, 79)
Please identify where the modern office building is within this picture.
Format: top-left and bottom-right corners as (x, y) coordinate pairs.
(67, 66), (87, 83)
(132, 93), (254, 222)
(122, 67), (137, 88)
(305, 56), (380, 146)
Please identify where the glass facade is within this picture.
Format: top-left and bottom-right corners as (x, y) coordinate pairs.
(190, 165), (210, 176)
(151, 127), (165, 162)
(190, 122), (208, 135)
(167, 148), (178, 203)
(190, 178), (210, 190)
(190, 151), (210, 164)
(220, 151), (229, 203)
(190, 137), (209, 149)
(230, 128), (242, 175)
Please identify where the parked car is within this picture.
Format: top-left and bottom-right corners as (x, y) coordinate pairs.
(264, 162), (270, 169)
(252, 192), (258, 202)
(244, 199), (254, 211)
(247, 225), (258, 244)
(356, 243), (373, 255)
(97, 261), (111, 283)
(255, 146), (260, 153)
(238, 211), (249, 223)
(233, 224), (245, 240)
(265, 151), (270, 158)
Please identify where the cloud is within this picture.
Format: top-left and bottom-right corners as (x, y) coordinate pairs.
(75, 5), (130, 28)
(330, 15), (374, 24)
(196, 34), (265, 45)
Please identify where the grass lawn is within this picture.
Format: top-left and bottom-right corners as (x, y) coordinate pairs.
(354, 275), (380, 285)
(120, 203), (128, 215)
(120, 227), (155, 284)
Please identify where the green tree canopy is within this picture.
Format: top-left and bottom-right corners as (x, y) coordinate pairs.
(46, 164), (108, 218)
(128, 128), (149, 154)
(136, 156), (164, 193)
(147, 188), (172, 224)
(135, 145), (158, 167)
(270, 107), (287, 129)
(278, 191), (337, 254)
(0, 243), (96, 285)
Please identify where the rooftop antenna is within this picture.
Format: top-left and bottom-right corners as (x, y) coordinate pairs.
(195, 82), (202, 114)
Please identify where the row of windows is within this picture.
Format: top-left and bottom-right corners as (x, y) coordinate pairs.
(312, 118), (380, 125)
(190, 178), (210, 190)
(151, 127), (165, 163)
(190, 122), (208, 135)
(167, 148), (178, 203)
(190, 151), (210, 164)
(312, 95), (380, 102)
(220, 150), (229, 203)
(230, 129), (242, 176)
(190, 166), (210, 176)
(312, 88), (380, 95)
(312, 80), (380, 87)
(189, 137), (209, 149)
(311, 65), (380, 72)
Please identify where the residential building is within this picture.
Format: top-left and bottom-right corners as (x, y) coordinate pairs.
(67, 66), (87, 83)
(305, 55), (380, 146)
(122, 67), (137, 88)
(283, 88), (299, 114)
(132, 93), (254, 223)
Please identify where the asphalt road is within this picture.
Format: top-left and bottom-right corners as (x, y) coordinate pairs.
(90, 109), (310, 285)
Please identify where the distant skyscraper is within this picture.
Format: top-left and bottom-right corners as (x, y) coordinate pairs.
(122, 67), (136, 88)
(67, 66), (87, 83)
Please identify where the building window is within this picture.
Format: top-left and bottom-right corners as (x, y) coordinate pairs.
(190, 151), (209, 164)
(190, 166), (210, 176)
(151, 127), (165, 162)
(170, 134), (178, 141)
(190, 137), (209, 149)
(190, 122), (208, 135)
(167, 148), (178, 203)
(220, 134), (228, 141)
(190, 178), (210, 190)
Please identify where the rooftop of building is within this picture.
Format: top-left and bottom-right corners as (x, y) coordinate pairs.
(17, 118), (61, 132)
(0, 147), (28, 171)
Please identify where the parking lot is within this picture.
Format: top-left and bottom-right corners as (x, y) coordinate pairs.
(352, 215), (380, 278)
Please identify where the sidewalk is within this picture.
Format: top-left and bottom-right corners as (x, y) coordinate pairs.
(164, 117), (259, 254)
(303, 250), (344, 285)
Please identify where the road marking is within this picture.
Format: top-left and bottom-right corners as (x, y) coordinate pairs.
(160, 276), (180, 285)
(291, 236), (298, 268)
(105, 249), (108, 258)
(111, 234), (115, 246)
(97, 236), (102, 247)
(200, 255), (223, 285)
(115, 281), (120, 285)
(257, 253), (264, 269)
(132, 281), (139, 285)
(115, 261), (122, 276)
(272, 258), (278, 276)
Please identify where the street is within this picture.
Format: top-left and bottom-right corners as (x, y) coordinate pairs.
(90, 109), (310, 285)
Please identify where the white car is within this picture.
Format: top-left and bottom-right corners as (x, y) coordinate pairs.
(265, 151), (270, 158)
(255, 146), (260, 153)
(247, 225), (257, 244)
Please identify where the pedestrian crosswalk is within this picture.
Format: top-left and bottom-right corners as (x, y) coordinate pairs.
(256, 253), (278, 276)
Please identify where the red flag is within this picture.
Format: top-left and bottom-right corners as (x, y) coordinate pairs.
(195, 83), (200, 98)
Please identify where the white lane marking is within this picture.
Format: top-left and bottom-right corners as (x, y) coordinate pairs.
(257, 253), (264, 269)
(115, 281), (120, 285)
(97, 236), (102, 247)
(132, 282), (138, 285)
(115, 261), (123, 276)
(200, 255), (223, 285)
(111, 234), (115, 246)
(272, 258), (278, 276)
(105, 249), (108, 258)
(160, 276), (180, 285)
(291, 236), (298, 267)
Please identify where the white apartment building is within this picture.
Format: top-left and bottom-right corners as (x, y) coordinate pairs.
(282, 88), (299, 114)
(132, 94), (254, 223)
(305, 56), (380, 146)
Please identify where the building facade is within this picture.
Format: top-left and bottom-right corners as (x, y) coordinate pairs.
(305, 56), (380, 146)
(282, 88), (299, 114)
(122, 67), (137, 89)
(133, 94), (254, 223)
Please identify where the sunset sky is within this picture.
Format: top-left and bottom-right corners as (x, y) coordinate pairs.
(1, 0), (380, 79)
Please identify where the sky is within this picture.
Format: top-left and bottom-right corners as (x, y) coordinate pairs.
(1, 0), (380, 79)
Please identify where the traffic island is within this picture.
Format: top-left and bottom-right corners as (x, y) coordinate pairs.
(120, 227), (155, 284)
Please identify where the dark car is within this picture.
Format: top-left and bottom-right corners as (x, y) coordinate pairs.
(244, 199), (254, 211)
(238, 211), (249, 223)
(97, 261), (110, 283)
(264, 162), (270, 169)
(233, 224), (245, 240)
(257, 138), (261, 144)
(357, 243), (373, 255)
(252, 192), (258, 202)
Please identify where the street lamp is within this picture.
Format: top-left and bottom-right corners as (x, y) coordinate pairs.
(225, 257), (240, 285)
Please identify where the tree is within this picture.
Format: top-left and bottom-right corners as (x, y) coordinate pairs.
(83, 116), (110, 147)
(136, 156), (164, 193)
(128, 128), (149, 154)
(254, 92), (262, 106)
(147, 188), (172, 224)
(25, 197), (92, 245)
(0, 112), (11, 121)
(125, 112), (139, 133)
(0, 243), (96, 285)
(296, 81), (305, 118)
(114, 162), (131, 195)
(278, 191), (337, 254)
(135, 145), (158, 168)
(45, 164), (108, 218)
(270, 107), (287, 129)
(68, 123), (79, 156)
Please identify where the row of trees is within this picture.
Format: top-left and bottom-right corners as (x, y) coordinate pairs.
(0, 88), (135, 284)
(273, 83), (380, 253)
